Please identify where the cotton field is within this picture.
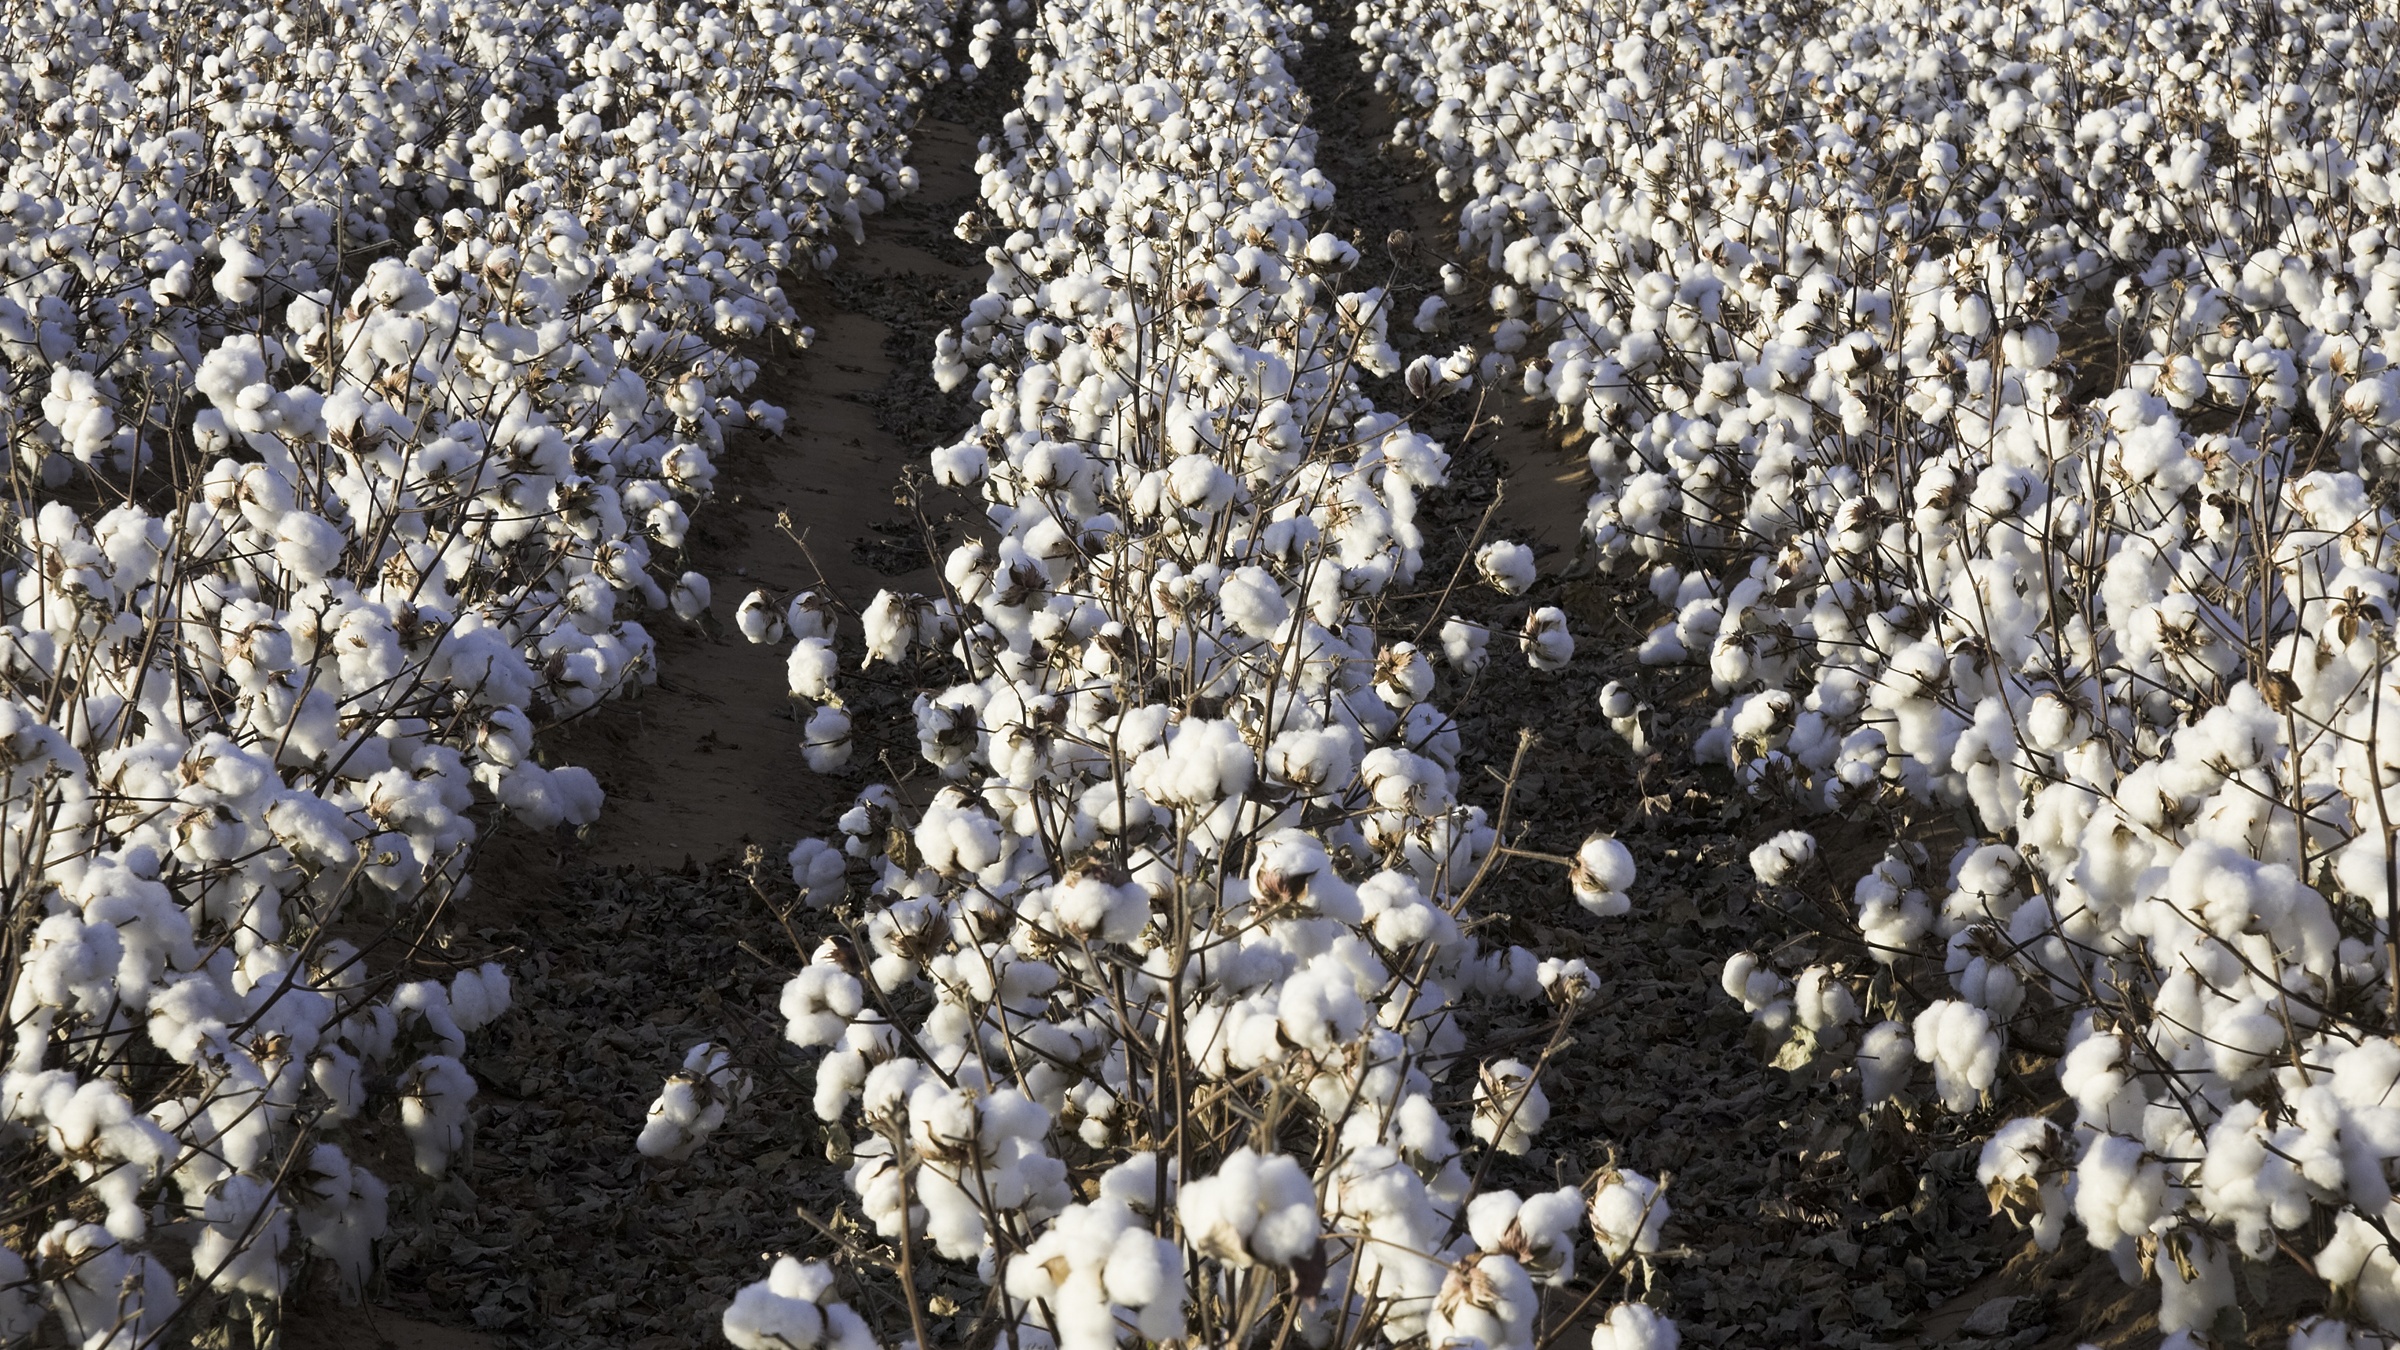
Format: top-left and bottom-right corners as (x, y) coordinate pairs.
(1, 0), (2394, 1346)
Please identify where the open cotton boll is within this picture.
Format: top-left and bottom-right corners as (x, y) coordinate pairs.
(637, 1042), (753, 1161)
(1473, 1057), (1550, 1155)
(1591, 1302), (1680, 1350)
(1748, 830), (1816, 884)
(1588, 1167), (1668, 1262)
(1476, 540), (1537, 595)
(722, 1256), (877, 1350)
(803, 704), (854, 772)
(398, 1054), (477, 1176)
(788, 838), (847, 907)
(671, 572), (712, 622)
(1218, 565), (1291, 639)
(1913, 1000), (2001, 1113)
(0, 1243), (35, 1340)
(736, 590), (787, 645)
(1855, 1021), (1914, 1106)
(447, 964), (511, 1033)
(38, 1222), (178, 1349)
(1977, 1117), (2070, 1250)
(787, 636), (840, 700)
(273, 512), (348, 582)
(860, 591), (916, 667)
(1052, 871), (1151, 944)
(1538, 957), (1600, 1008)
(1430, 1251), (1539, 1350)
(1439, 616), (1490, 673)
(1520, 607), (1573, 671)
(1179, 1149), (1319, 1268)
(1571, 834), (1636, 917)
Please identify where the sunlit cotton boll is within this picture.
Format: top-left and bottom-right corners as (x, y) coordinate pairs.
(737, 590), (787, 644)
(1477, 540), (1537, 595)
(1440, 616), (1490, 673)
(636, 1042), (753, 1161)
(671, 571), (712, 622)
(1570, 834), (1635, 917)
(1520, 607), (1573, 671)
(1748, 830), (1817, 885)
(1474, 1057), (1550, 1154)
(803, 704), (853, 771)
(1592, 1303), (1681, 1350)
(1179, 1149), (1320, 1268)
(721, 1256), (877, 1350)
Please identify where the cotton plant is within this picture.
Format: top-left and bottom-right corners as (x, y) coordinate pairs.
(716, 0), (1677, 1346)
(1359, 0), (2400, 1330)
(0, 0), (962, 1323)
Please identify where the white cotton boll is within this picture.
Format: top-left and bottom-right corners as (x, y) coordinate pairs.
(1571, 835), (1635, 917)
(1793, 967), (1857, 1035)
(787, 636), (840, 700)
(1521, 607), (1573, 671)
(1749, 830), (1816, 885)
(1179, 1149), (1319, 1268)
(1718, 951), (1789, 1017)
(1588, 1168), (1667, 1262)
(1414, 295), (1449, 332)
(0, 1243), (36, 1340)
(861, 591), (915, 667)
(1052, 872), (1150, 945)
(1440, 616), (1489, 673)
(803, 705), (853, 772)
(788, 838), (846, 907)
(637, 1042), (753, 1161)
(447, 964), (511, 1033)
(722, 1256), (876, 1350)
(2156, 1229), (2232, 1335)
(786, 593), (836, 643)
(1856, 1022), (1913, 1106)
(1431, 1252), (1538, 1350)
(398, 1054), (476, 1176)
(1218, 565), (1291, 640)
(1477, 540), (1537, 595)
(1267, 727), (1358, 795)
(1374, 643), (1437, 708)
(1538, 958), (1600, 1008)
(1591, 1302), (1680, 1350)
(1978, 1118), (2070, 1251)
(737, 590), (786, 645)
(273, 513), (347, 582)
(194, 1173), (290, 1297)
(783, 959), (865, 1049)
(671, 572), (711, 622)
(1473, 1057), (1549, 1155)
(1913, 1000), (2001, 1114)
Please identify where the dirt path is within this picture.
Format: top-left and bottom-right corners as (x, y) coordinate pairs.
(528, 106), (993, 875)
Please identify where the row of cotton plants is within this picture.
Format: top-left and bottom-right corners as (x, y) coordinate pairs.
(0, 0), (958, 1337)
(692, 2), (1673, 1348)
(1361, 0), (2400, 1339)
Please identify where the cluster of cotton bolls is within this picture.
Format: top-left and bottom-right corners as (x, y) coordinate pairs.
(0, 0), (963, 1329)
(716, 1), (1674, 1347)
(1361, 0), (2400, 1335)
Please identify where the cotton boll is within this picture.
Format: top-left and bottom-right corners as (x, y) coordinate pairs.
(1473, 1057), (1549, 1155)
(0, 1243), (33, 1340)
(1431, 1251), (1539, 1350)
(1588, 1167), (1667, 1262)
(803, 704), (854, 772)
(1439, 616), (1490, 673)
(788, 838), (847, 908)
(637, 1042), (753, 1161)
(273, 512), (348, 582)
(397, 1054), (477, 1176)
(1856, 1021), (1914, 1106)
(1477, 540), (1537, 595)
(1178, 1149), (1319, 1268)
(737, 590), (787, 644)
(722, 1256), (876, 1350)
(1591, 1302), (1680, 1350)
(671, 571), (712, 622)
(1749, 830), (1816, 884)
(1219, 565), (1291, 639)
(1913, 1000), (2001, 1114)
(1538, 957), (1600, 1008)
(1520, 607), (1573, 671)
(1052, 871), (1150, 945)
(1978, 1117), (2070, 1251)
(788, 636), (840, 700)
(861, 591), (916, 666)
(1571, 835), (1635, 917)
